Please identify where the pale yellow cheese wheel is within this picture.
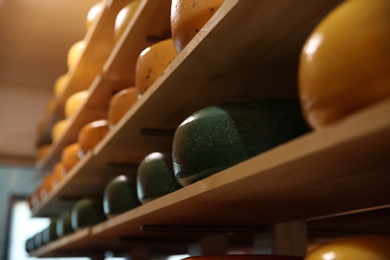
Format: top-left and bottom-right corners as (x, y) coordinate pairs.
(171, 0), (224, 52)
(108, 87), (138, 128)
(114, 0), (142, 42)
(54, 74), (69, 98)
(65, 91), (89, 119)
(135, 39), (178, 95)
(52, 119), (70, 142)
(67, 40), (86, 69)
(78, 119), (109, 156)
(61, 143), (81, 173)
(86, 2), (103, 31)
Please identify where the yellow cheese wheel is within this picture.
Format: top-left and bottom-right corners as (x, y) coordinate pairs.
(67, 40), (86, 69)
(108, 87), (138, 128)
(114, 0), (142, 42)
(86, 2), (103, 31)
(53, 162), (65, 186)
(65, 91), (89, 119)
(54, 74), (69, 98)
(52, 119), (70, 142)
(299, 0), (390, 129)
(42, 174), (54, 196)
(305, 236), (390, 260)
(78, 119), (109, 156)
(171, 0), (224, 52)
(61, 143), (81, 173)
(135, 39), (178, 95)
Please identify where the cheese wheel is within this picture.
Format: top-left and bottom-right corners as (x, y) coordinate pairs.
(54, 74), (69, 98)
(56, 211), (74, 238)
(42, 218), (58, 244)
(67, 40), (86, 69)
(114, 0), (142, 41)
(86, 2), (103, 31)
(135, 39), (178, 95)
(35, 184), (44, 203)
(305, 236), (390, 260)
(52, 119), (69, 142)
(52, 162), (65, 186)
(71, 198), (106, 230)
(36, 144), (51, 162)
(42, 174), (54, 196)
(78, 119), (109, 156)
(108, 87), (138, 128)
(61, 143), (81, 173)
(299, 0), (390, 129)
(171, 0), (224, 52)
(137, 152), (182, 204)
(103, 175), (140, 218)
(65, 90), (89, 119)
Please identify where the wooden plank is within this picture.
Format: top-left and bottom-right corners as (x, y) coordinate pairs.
(89, 98), (390, 237)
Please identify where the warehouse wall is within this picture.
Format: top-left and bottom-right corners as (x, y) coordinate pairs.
(0, 165), (38, 259)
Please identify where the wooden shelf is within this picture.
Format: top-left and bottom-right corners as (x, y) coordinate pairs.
(30, 0), (390, 257)
(32, 0), (344, 216)
(36, 0), (172, 172)
(31, 98), (390, 256)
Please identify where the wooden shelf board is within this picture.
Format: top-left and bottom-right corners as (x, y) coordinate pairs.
(90, 99), (390, 237)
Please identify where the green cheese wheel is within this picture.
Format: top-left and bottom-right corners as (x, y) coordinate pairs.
(42, 217), (58, 244)
(173, 99), (310, 186)
(56, 210), (74, 237)
(33, 230), (44, 250)
(137, 152), (182, 204)
(71, 198), (106, 229)
(103, 175), (140, 218)
(25, 237), (35, 253)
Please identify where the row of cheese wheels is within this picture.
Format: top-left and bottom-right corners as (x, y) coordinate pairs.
(36, 0), (225, 162)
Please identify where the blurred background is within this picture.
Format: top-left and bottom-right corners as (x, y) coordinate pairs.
(0, 0), (99, 259)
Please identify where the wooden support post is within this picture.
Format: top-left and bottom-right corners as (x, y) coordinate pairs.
(188, 234), (228, 256)
(254, 220), (307, 257)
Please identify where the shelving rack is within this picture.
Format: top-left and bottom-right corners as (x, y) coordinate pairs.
(30, 0), (390, 258)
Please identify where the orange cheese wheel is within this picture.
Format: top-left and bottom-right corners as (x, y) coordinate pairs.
(43, 174), (54, 195)
(86, 2), (103, 31)
(61, 143), (81, 173)
(108, 87), (138, 128)
(53, 162), (65, 186)
(171, 0), (224, 52)
(65, 91), (89, 119)
(135, 39), (178, 95)
(78, 119), (109, 156)
(67, 40), (86, 69)
(114, 0), (142, 41)
(299, 0), (390, 129)
(54, 74), (69, 98)
(35, 184), (44, 203)
(52, 119), (70, 142)
(305, 236), (390, 260)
